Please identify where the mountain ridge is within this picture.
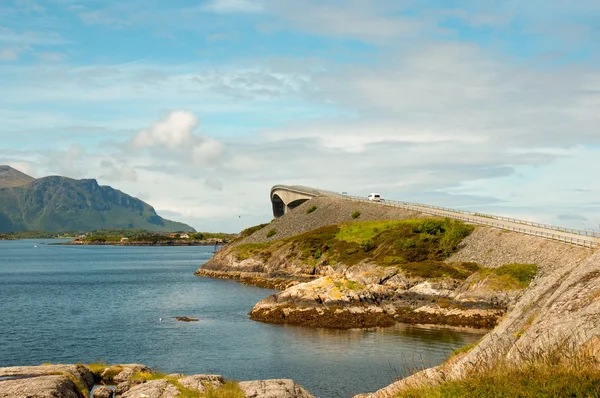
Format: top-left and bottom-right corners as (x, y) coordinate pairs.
(0, 165), (35, 188)
(0, 166), (194, 233)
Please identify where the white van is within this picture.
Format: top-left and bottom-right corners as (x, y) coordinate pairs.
(367, 193), (381, 202)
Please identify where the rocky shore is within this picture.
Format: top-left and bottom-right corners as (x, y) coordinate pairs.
(197, 202), (532, 330)
(0, 363), (314, 398)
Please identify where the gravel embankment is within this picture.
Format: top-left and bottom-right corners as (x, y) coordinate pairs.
(239, 197), (425, 245)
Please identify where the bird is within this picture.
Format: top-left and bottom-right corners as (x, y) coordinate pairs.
(159, 318), (162, 322)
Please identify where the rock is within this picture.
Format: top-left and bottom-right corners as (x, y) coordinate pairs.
(113, 364), (151, 383)
(93, 385), (114, 398)
(239, 379), (314, 398)
(0, 364), (94, 391)
(0, 374), (81, 398)
(178, 374), (224, 392)
(175, 317), (199, 322)
(115, 381), (132, 396)
(121, 379), (180, 398)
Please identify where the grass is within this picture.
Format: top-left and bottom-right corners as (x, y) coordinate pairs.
(493, 263), (538, 288)
(266, 229), (277, 238)
(85, 362), (124, 380)
(470, 264), (538, 291)
(351, 210), (361, 219)
(231, 218), (478, 281)
(306, 205), (317, 214)
(395, 362), (600, 398)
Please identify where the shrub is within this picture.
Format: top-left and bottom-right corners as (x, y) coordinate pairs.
(493, 263), (537, 287)
(351, 210), (361, 219)
(306, 205), (317, 214)
(360, 239), (375, 252)
(314, 248), (322, 259)
(266, 229), (277, 238)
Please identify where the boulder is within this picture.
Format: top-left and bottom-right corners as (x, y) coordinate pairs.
(0, 374), (81, 398)
(178, 374), (224, 392)
(93, 385), (114, 398)
(121, 379), (180, 398)
(113, 364), (151, 383)
(239, 379), (314, 398)
(0, 364), (94, 392)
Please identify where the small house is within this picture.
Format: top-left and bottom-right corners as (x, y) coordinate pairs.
(180, 233), (190, 239)
(120, 237), (129, 242)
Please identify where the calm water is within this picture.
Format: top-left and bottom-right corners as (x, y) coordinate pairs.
(0, 240), (484, 397)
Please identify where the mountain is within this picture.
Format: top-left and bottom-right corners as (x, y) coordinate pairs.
(0, 165), (35, 188)
(0, 166), (195, 233)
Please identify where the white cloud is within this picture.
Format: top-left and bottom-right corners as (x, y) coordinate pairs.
(133, 111), (198, 150)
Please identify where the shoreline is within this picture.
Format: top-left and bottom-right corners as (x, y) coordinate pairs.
(60, 240), (225, 247)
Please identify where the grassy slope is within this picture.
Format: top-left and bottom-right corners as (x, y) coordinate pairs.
(396, 360), (600, 398)
(232, 218), (536, 286)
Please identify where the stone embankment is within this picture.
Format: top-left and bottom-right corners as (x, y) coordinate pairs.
(0, 363), (314, 398)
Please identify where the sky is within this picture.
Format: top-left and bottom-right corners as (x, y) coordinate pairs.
(1, 0), (599, 233)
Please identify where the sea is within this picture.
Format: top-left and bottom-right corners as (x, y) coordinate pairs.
(0, 239), (485, 397)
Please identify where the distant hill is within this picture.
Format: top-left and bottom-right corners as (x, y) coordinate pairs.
(0, 165), (35, 188)
(0, 166), (195, 233)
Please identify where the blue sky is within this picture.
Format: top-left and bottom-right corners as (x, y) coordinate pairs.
(1, 0), (599, 232)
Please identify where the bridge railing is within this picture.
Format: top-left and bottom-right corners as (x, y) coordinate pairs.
(339, 195), (599, 249)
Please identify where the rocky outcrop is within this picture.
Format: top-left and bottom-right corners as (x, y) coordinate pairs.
(357, 228), (597, 397)
(121, 380), (180, 398)
(0, 375), (82, 398)
(0, 364), (94, 398)
(0, 364), (315, 398)
(249, 266), (510, 329)
(239, 379), (314, 398)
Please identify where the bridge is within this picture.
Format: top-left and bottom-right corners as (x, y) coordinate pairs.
(270, 185), (600, 248)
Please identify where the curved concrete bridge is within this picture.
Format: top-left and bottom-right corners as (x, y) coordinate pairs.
(269, 185), (600, 248)
(270, 185), (341, 218)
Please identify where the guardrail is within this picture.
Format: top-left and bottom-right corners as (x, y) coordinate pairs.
(339, 195), (599, 249)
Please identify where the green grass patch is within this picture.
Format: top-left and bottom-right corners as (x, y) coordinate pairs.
(230, 218), (476, 280)
(266, 229), (277, 238)
(306, 205), (317, 214)
(395, 362), (600, 398)
(233, 242), (274, 261)
(85, 362), (123, 382)
(493, 263), (537, 288)
(351, 210), (361, 219)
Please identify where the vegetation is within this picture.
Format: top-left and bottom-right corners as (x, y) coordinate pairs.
(306, 205), (317, 214)
(351, 210), (361, 219)
(232, 218), (478, 279)
(78, 230), (234, 244)
(131, 371), (244, 398)
(395, 359), (600, 398)
(266, 229), (277, 238)
(472, 263), (538, 291)
(85, 363), (124, 384)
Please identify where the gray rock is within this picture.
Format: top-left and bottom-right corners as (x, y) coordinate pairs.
(113, 364), (150, 383)
(93, 385), (114, 398)
(121, 380), (180, 398)
(0, 364), (94, 392)
(178, 374), (224, 392)
(239, 379), (314, 398)
(0, 374), (81, 398)
(115, 381), (132, 396)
